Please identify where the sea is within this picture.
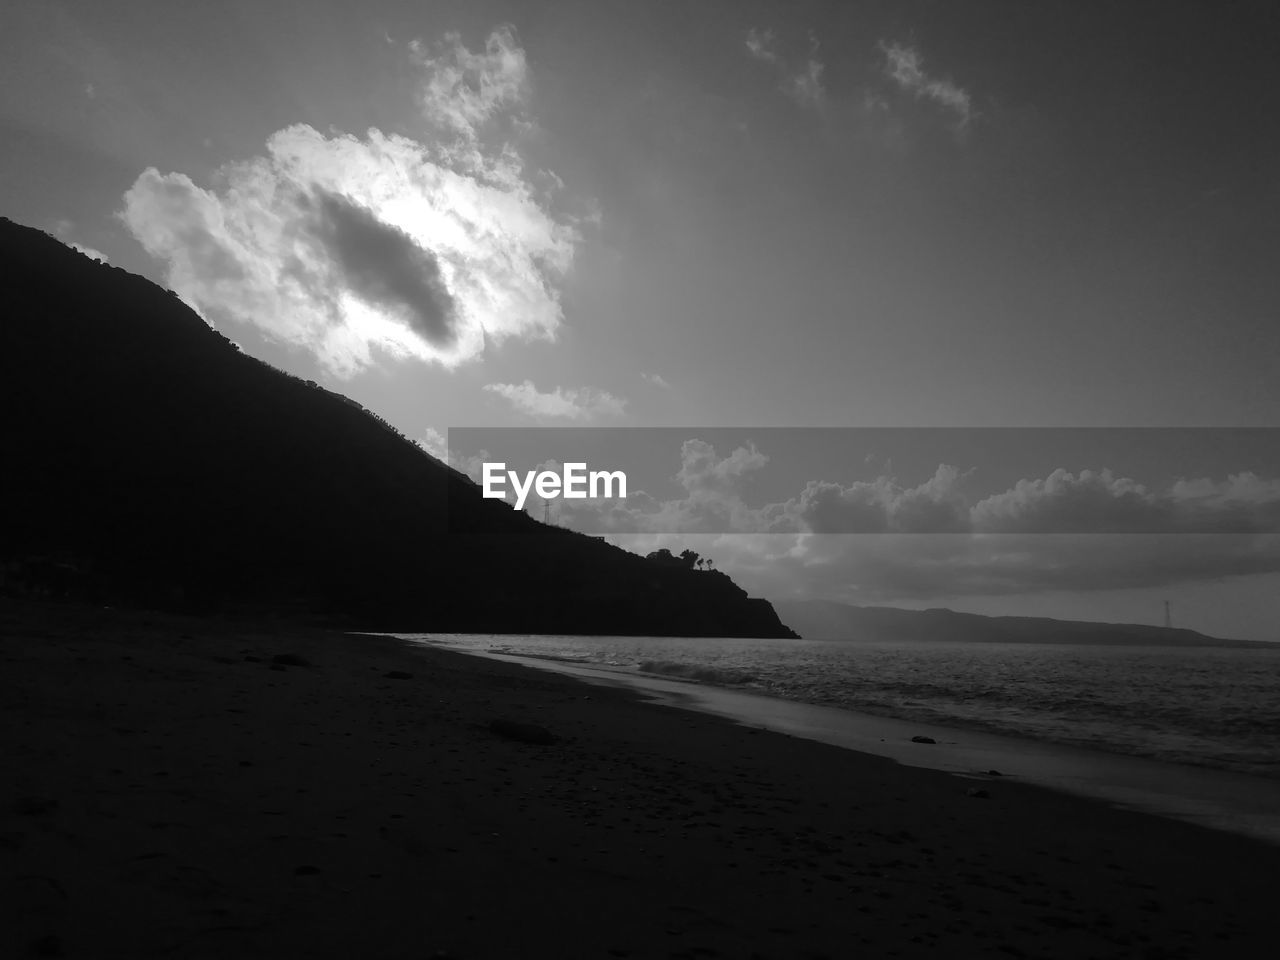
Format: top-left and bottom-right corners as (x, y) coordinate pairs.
(404, 633), (1280, 780)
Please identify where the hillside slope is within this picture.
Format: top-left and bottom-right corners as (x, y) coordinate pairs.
(0, 218), (794, 637)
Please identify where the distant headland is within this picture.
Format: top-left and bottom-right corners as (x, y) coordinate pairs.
(774, 599), (1273, 647)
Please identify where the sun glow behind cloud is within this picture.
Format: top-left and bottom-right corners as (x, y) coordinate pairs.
(120, 27), (584, 376)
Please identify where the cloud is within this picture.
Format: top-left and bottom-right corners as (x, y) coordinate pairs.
(570, 456), (969, 538)
(483, 381), (627, 421)
(880, 41), (972, 127)
(641, 371), (672, 389)
(443, 433), (1280, 604)
(410, 26), (527, 149)
(550, 439), (770, 535)
(707, 532), (1280, 609)
(744, 28), (777, 63)
(972, 469), (1163, 533)
(677, 439), (767, 493)
(1170, 472), (1280, 508)
(447, 447), (492, 485)
(789, 51), (825, 108)
(50, 220), (109, 263)
(121, 27), (583, 376)
(416, 426), (447, 461)
(744, 28), (825, 109)
(787, 465), (971, 534)
(68, 241), (109, 263)
(799, 463), (1280, 535)
(972, 469), (1280, 534)
(530, 438), (1280, 538)
(604, 529), (1280, 621)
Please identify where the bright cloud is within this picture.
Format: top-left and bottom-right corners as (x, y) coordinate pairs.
(50, 220), (109, 263)
(121, 27), (582, 376)
(410, 26), (527, 147)
(641, 371), (672, 389)
(483, 380), (627, 421)
(880, 41), (972, 127)
(69, 241), (108, 263)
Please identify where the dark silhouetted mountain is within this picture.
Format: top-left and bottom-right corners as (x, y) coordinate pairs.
(0, 217), (795, 637)
(774, 600), (1271, 647)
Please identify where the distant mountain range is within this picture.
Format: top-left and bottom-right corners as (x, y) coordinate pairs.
(0, 217), (794, 638)
(773, 600), (1273, 647)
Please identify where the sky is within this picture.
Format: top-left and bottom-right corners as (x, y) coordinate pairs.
(4, 0), (1279, 638)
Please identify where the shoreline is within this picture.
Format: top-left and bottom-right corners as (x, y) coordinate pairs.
(6, 601), (1278, 957)
(406, 638), (1280, 846)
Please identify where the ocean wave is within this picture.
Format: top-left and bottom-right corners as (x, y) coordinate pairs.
(636, 660), (758, 685)
(418, 633), (1280, 778)
(507, 651), (593, 664)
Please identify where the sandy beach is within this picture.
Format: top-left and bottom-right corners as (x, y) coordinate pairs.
(4, 600), (1278, 959)
(440, 644), (1280, 846)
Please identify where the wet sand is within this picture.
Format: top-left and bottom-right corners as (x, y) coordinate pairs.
(4, 600), (1278, 958)
(437, 644), (1280, 845)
